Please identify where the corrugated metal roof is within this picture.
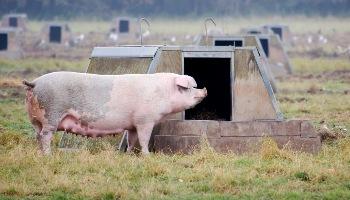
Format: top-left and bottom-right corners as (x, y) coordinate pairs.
(91, 46), (159, 58)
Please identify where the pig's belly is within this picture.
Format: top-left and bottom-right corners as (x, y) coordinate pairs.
(57, 114), (128, 138)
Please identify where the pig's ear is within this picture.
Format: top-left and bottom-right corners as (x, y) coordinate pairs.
(175, 76), (190, 89)
(187, 76), (197, 88)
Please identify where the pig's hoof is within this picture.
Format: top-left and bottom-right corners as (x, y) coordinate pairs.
(42, 151), (52, 156)
(141, 151), (150, 156)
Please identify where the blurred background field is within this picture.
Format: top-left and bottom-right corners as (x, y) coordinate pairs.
(26, 16), (350, 35)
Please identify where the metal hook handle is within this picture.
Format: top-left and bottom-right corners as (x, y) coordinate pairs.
(204, 17), (216, 46)
(139, 17), (150, 46)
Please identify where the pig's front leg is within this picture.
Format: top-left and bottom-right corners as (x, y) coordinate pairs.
(126, 130), (138, 152)
(136, 123), (154, 154)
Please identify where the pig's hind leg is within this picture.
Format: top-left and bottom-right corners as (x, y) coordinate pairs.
(37, 125), (55, 155)
(136, 123), (154, 155)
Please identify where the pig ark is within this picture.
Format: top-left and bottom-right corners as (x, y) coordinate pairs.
(23, 72), (207, 154)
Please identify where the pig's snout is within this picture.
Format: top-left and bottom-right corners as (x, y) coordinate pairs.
(202, 87), (208, 97)
(195, 87), (207, 100)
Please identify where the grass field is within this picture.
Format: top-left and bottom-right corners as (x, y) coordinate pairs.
(0, 56), (349, 199)
(0, 17), (350, 199)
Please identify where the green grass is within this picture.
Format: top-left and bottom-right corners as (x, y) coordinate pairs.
(0, 99), (32, 135)
(277, 57), (350, 132)
(0, 58), (88, 79)
(28, 20), (111, 34)
(278, 93), (350, 130)
(278, 79), (349, 92)
(291, 57), (350, 74)
(0, 138), (349, 199)
(0, 54), (350, 199)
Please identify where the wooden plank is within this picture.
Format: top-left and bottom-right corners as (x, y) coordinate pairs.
(87, 57), (152, 75)
(243, 35), (258, 46)
(233, 49), (277, 121)
(155, 50), (182, 74)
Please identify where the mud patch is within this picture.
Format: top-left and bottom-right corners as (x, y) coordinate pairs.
(0, 78), (23, 88)
(322, 70), (350, 81)
(277, 70), (350, 82)
(0, 78), (25, 99)
(278, 96), (307, 103)
(0, 88), (24, 99)
(279, 88), (348, 95)
(307, 85), (323, 94)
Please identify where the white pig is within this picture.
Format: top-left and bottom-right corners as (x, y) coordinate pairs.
(23, 72), (207, 154)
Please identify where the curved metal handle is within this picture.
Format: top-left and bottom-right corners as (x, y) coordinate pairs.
(205, 17), (216, 46)
(139, 17), (150, 46)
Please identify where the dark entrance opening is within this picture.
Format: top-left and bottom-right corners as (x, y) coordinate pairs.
(248, 30), (261, 34)
(0, 33), (8, 50)
(9, 17), (18, 27)
(271, 27), (282, 40)
(259, 38), (269, 57)
(184, 57), (231, 121)
(119, 20), (129, 33)
(215, 39), (243, 47)
(49, 26), (62, 43)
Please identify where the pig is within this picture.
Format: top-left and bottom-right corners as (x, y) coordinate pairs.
(23, 72), (207, 155)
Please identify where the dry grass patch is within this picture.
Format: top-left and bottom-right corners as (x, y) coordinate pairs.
(0, 138), (348, 199)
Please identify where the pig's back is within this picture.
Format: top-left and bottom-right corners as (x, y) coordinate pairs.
(32, 72), (115, 125)
(31, 72), (177, 125)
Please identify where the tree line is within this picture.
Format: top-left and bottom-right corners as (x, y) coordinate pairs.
(1, 0), (349, 20)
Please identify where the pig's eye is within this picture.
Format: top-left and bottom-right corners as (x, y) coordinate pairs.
(178, 85), (190, 93)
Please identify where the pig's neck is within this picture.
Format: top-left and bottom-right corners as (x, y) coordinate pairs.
(168, 96), (187, 114)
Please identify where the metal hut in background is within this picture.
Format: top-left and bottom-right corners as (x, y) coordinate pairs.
(0, 28), (23, 58)
(1, 13), (27, 31)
